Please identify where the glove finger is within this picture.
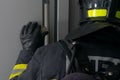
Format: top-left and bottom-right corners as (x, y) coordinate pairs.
(33, 25), (41, 35)
(29, 22), (38, 34)
(32, 25), (42, 41)
(42, 31), (48, 37)
(24, 22), (32, 34)
(20, 25), (26, 37)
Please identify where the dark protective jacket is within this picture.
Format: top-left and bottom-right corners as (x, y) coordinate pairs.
(9, 50), (35, 80)
(10, 21), (120, 80)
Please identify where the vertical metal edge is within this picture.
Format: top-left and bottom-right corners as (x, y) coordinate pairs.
(57, 0), (60, 41)
(49, 0), (55, 43)
(42, 0), (44, 26)
(43, 0), (50, 45)
(57, 0), (69, 41)
(54, 0), (58, 42)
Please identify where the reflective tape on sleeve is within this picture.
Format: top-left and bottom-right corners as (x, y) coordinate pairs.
(9, 72), (22, 79)
(13, 64), (27, 70)
(9, 64), (28, 80)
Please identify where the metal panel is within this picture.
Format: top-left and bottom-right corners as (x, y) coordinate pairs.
(49, 0), (55, 43)
(43, 0), (49, 45)
(56, 0), (69, 41)
(69, 0), (80, 32)
(46, 0), (69, 43)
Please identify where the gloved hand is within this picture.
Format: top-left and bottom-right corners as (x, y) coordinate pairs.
(20, 22), (48, 51)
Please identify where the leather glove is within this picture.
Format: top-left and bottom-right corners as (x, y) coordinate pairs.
(20, 22), (48, 51)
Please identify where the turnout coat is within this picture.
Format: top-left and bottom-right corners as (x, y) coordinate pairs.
(10, 21), (120, 80)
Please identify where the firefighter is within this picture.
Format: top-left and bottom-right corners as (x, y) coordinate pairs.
(9, 0), (120, 80)
(65, 0), (120, 80)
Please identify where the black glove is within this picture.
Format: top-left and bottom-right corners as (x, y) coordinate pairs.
(20, 22), (48, 51)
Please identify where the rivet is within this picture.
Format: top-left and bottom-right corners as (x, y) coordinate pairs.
(108, 72), (113, 76)
(72, 41), (76, 45)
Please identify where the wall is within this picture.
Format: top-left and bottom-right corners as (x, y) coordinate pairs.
(0, 0), (42, 80)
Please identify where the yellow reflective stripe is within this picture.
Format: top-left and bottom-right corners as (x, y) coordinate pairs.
(9, 72), (22, 80)
(13, 64), (28, 70)
(9, 64), (28, 79)
(88, 9), (107, 17)
(115, 11), (120, 19)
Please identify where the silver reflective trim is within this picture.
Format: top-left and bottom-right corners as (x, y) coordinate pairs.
(66, 55), (70, 73)
(88, 56), (120, 71)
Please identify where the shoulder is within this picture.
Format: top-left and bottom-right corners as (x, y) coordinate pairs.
(32, 41), (67, 62)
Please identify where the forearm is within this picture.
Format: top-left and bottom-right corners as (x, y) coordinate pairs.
(9, 49), (35, 80)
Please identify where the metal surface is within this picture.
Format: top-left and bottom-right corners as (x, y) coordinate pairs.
(69, 0), (80, 32)
(43, 0), (49, 45)
(56, 0), (69, 41)
(48, 0), (69, 43)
